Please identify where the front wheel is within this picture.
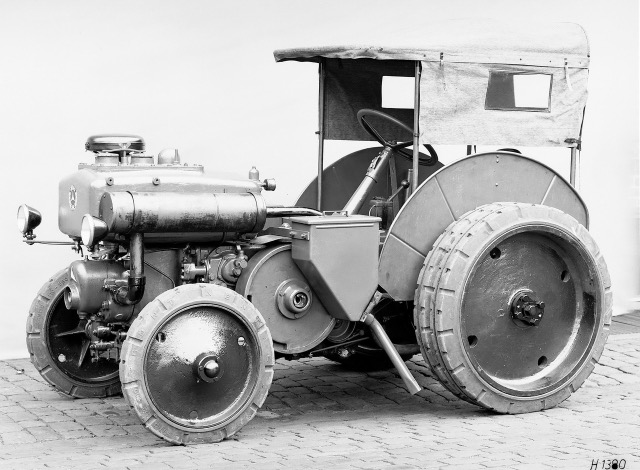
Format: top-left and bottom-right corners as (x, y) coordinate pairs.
(120, 284), (274, 444)
(26, 269), (121, 398)
(414, 203), (612, 413)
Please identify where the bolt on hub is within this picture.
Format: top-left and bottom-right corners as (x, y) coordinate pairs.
(511, 292), (545, 326)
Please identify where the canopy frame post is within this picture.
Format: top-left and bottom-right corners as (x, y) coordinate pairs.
(566, 137), (581, 189)
(411, 61), (421, 193)
(570, 147), (580, 189)
(317, 59), (326, 211)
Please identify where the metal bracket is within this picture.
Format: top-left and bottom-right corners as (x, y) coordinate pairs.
(267, 225), (310, 240)
(564, 138), (581, 150)
(323, 210), (347, 217)
(287, 229), (310, 241)
(22, 239), (75, 246)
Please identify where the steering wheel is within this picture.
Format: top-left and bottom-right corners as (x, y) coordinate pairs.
(357, 109), (438, 166)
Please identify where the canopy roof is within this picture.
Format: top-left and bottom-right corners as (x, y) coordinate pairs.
(274, 20), (589, 68)
(275, 20), (590, 148)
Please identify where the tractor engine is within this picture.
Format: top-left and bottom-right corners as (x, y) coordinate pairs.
(56, 134), (274, 364)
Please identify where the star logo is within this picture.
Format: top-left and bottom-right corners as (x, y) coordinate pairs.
(69, 186), (77, 210)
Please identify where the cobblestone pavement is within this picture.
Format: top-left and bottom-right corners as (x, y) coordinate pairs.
(0, 333), (638, 470)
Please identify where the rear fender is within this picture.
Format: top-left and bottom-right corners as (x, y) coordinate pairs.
(378, 152), (588, 301)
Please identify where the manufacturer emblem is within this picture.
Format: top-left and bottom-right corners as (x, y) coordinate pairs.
(69, 186), (77, 210)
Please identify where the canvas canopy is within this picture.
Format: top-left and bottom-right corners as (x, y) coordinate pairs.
(274, 20), (590, 148)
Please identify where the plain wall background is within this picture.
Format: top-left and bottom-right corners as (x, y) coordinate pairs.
(0, 0), (637, 359)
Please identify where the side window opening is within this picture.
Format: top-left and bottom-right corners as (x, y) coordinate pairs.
(485, 71), (552, 112)
(382, 76), (414, 109)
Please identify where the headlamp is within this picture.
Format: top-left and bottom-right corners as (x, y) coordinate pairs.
(17, 205), (42, 235)
(80, 214), (109, 247)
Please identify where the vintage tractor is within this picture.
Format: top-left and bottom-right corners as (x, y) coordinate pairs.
(18, 20), (611, 445)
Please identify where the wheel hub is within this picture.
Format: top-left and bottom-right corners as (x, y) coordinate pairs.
(193, 353), (221, 382)
(511, 291), (545, 326)
(276, 279), (312, 319)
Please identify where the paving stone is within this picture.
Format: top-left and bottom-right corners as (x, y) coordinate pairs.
(1, 431), (37, 444)
(0, 422), (24, 433)
(48, 420), (86, 432)
(40, 413), (73, 423)
(86, 424), (130, 437)
(74, 415), (114, 426)
(0, 404), (26, 413)
(27, 426), (61, 441)
(20, 420), (49, 428)
(6, 410), (38, 422)
(58, 429), (96, 440)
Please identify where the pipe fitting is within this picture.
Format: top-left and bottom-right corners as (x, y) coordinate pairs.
(125, 233), (145, 304)
(64, 283), (81, 310)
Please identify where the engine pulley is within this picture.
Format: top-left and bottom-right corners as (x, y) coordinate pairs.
(236, 244), (335, 354)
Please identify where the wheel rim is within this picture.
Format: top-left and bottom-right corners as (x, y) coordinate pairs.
(460, 225), (601, 397)
(144, 303), (261, 429)
(46, 293), (119, 383)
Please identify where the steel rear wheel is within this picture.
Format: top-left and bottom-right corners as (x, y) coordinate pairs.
(26, 269), (121, 398)
(120, 284), (274, 445)
(414, 203), (612, 413)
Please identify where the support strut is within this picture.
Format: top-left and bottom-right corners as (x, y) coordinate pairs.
(362, 313), (422, 395)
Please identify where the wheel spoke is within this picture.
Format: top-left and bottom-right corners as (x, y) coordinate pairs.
(55, 320), (87, 337)
(46, 292), (118, 382)
(77, 338), (91, 367)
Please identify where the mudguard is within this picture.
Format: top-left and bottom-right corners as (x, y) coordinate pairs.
(378, 152), (589, 301)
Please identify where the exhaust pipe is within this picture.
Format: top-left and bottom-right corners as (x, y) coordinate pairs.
(127, 232), (145, 303)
